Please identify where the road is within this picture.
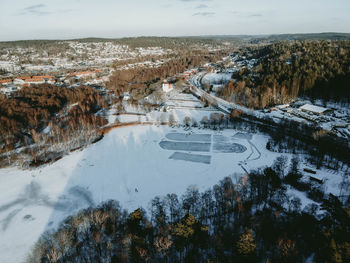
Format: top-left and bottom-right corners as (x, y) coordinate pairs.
(188, 73), (255, 115)
(188, 72), (263, 175)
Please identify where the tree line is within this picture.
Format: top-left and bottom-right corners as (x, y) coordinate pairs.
(27, 160), (350, 263)
(0, 84), (108, 166)
(229, 110), (350, 171)
(219, 40), (350, 108)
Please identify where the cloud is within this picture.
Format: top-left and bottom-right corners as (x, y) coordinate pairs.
(24, 4), (46, 11)
(196, 4), (208, 9)
(18, 4), (73, 16)
(22, 4), (51, 16)
(193, 12), (215, 17)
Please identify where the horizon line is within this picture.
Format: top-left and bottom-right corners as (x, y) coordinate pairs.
(1, 32), (350, 43)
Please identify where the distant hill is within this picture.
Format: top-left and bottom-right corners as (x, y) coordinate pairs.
(249, 32), (350, 43)
(2, 33), (350, 47)
(0, 36), (223, 49)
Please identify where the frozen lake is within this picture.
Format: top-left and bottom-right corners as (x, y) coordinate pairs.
(165, 132), (211, 142)
(169, 152), (211, 164)
(0, 125), (280, 263)
(159, 141), (211, 152)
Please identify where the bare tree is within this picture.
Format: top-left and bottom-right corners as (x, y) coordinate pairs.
(200, 116), (209, 128)
(169, 114), (176, 126)
(183, 116), (191, 127)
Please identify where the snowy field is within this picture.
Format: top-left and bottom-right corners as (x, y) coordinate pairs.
(0, 125), (269, 262)
(0, 125), (345, 262)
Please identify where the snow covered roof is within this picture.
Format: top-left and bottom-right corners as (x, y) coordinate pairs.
(0, 79), (11, 84)
(299, 104), (330, 114)
(276, 104), (290, 109)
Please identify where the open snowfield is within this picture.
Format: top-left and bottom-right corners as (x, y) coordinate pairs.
(0, 124), (345, 262)
(0, 125), (269, 262)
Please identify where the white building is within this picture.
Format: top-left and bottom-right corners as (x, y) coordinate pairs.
(162, 83), (173, 93)
(13, 79), (25, 85)
(122, 93), (131, 101)
(299, 104), (332, 115)
(0, 86), (20, 95)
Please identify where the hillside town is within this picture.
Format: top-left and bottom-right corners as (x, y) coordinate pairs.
(0, 41), (172, 74)
(1, 41), (349, 140)
(0, 40), (176, 95)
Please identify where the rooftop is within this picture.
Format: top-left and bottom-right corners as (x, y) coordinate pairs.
(299, 104), (330, 114)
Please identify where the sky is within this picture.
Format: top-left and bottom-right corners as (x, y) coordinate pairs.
(0, 0), (349, 41)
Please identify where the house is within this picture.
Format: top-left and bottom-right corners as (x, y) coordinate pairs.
(299, 104), (333, 115)
(102, 76), (109, 82)
(122, 93), (131, 101)
(162, 83), (173, 93)
(303, 168), (316, 174)
(31, 75), (55, 84)
(32, 75), (53, 80)
(309, 176), (324, 184)
(180, 69), (198, 79)
(11, 75), (55, 86)
(0, 85), (19, 95)
(24, 78), (45, 85)
(71, 71), (96, 78)
(0, 79), (12, 85)
(276, 104), (290, 112)
(13, 78), (25, 85)
(54, 75), (65, 83)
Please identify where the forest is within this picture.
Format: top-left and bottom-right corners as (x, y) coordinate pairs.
(249, 33), (350, 44)
(0, 37), (225, 53)
(2, 33), (350, 50)
(27, 160), (350, 263)
(108, 49), (229, 99)
(219, 40), (350, 108)
(0, 85), (108, 166)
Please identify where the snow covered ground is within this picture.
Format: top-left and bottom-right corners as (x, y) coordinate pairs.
(0, 124), (346, 262)
(0, 125), (276, 263)
(0, 85), (347, 262)
(191, 72), (350, 139)
(201, 72), (232, 85)
(104, 90), (224, 127)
